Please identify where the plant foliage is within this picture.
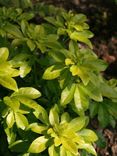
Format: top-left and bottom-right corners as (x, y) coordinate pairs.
(0, 1), (117, 156)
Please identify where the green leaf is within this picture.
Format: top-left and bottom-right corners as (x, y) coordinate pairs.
(0, 75), (18, 91)
(71, 14), (87, 23)
(77, 67), (90, 86)
(5, 127), (16, 144)
(67, 117), (86, 132)
(44, 41), (63, 50)
(98, 104), (109, 128)
(4, 23), (23, 38)
(89, 102), (99, 118)
(10, 53), (30, 67)
(44, 17), (59, 27)
(6, 111), (15, 128)
(21, 20), (27, 35)
(69, 40), (79, 56)
(15, 112), (28, 130)
(78, 129), (98, 142)
(43, 65), (62, 80)
(27, 39), (36, 51)
(83, 59), (108, 72)
(18, 97), (49, 124)
(11, 87), (41, 99)
(61, 83), (76, 106)
(27, 123), (48, 134)
(70, 31), (93, 49)
(109, 115), (116, 128)
(78, 143), (97, 156)
(79, 83), (103, 102)
(28, 136), (48, 153)
(100, 82), (117, 99)
(12, 38), (24, 46)
(9, 140), (29, 153)
(78, 30), (94, 38)
(0, 47), (9, 61)
(107, 101), (117, 118)
(61, 112), (71, 123)
(49, 50), (65, 63)
(73, 24), (84, 31)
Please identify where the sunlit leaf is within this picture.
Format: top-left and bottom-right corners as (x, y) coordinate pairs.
(60, 145), (67, 156)
(6, 111), (15, 128)
(79, 83), (103, 102)
(0, 47), (9, 61)
(49, 106), (59, 125)
(67, 117), (86, 132)
(78, 129), (98, 142)
(0, 75), (18, 91)
(11, 87), (41, 99)
(61, 137), (78, 155)
(19, 63), (31, 78)
(15, 112), (28, 130)
(18, 97), (49, 124)
(43, 65), (63, 80)
(28, 136), (48, 153)
(48, 145), (59, 156)
(61, 83), (76, 106)
(77, 143), (97, 156)
(74, 85), (89, 115)
(3, 96), (20, 111)
(27, 123), (48, 134)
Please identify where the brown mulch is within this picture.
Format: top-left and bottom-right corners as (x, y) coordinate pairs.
(97, 129), (117, 156)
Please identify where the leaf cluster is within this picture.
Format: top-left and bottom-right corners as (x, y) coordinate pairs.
(0, 1), (117, 156)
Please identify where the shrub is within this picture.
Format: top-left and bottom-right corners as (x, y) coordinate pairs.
(0, 1), (117, 156)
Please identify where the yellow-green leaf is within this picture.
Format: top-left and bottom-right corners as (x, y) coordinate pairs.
(60, 145), (67, 156)
(11, 87), (41, 99)
(48, 145), (59, 156)
(43, 65), (62, 80)
(74, 85), (89, 115)
(6, 111), (15, 128)
(0, 47), (9, 61)
(18, 97), (49, 124)
(61, 83), (76, 106)
(15, 113), (28, 130)
(28, 136), (48, 153)
(0, 76), (18, 91)
(3, 96), (20, 111)
(67, 117), (86, 132)
(77, 143), (97, 156)
(78, 129), (98, 142)
(27, 123), (48, 134)
(49, 106), (59, 126)
(4, 23), (23, 38)
(61, 137), (78, 155)
(19, 63), (31, 78)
